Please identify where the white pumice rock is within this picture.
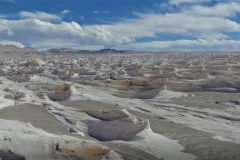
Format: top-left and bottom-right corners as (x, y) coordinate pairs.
(78, 109), (148, 141)
(26, 58), (45, 66)
(47, 84), (73, 101)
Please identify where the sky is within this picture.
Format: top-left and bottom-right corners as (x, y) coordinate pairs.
(1, 0), (240, 51)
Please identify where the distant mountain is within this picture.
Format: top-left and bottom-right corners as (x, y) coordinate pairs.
(0, 45), (131, 57)
(0, 45), (44, 57)
(45, 48), (130, 54)
(96, 48), (127, 53)
(48, 48), (80, 54)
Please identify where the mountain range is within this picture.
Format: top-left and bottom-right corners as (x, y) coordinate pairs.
(0, 45), (130, 57)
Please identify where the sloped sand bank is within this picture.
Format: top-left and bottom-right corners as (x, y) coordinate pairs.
(60, 99), (240, 160)
(0, 103), (70, 135)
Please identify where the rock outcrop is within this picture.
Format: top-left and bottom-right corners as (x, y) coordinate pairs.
(81, 109), (149, 141)
(26, 58), (45, 66)
(47, 84), (73, 101)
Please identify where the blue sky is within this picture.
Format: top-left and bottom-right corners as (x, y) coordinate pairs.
(1, 0), (240, 51)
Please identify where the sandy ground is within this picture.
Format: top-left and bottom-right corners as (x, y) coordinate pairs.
(170, 92), (240, 108)
(0, 102), (153, 160)
(0, 94), (239, 159)
(1, 52), (240, 160)
(0, 103), (71, 135)
(129, 109), (240, 160)
(60, 100), (159, 160)
(0, 150), (26, 160)
(60, 99), (240, 160)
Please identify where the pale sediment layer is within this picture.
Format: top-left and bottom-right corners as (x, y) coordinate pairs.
(60, 99), (240, 160)
(0, 102), (158, 160)
(0, 103), (70, 135)
(0, 119), (123, 160)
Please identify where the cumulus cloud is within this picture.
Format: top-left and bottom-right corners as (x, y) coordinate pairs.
(1, 8), (240, 49)
(116, 39), (240, 52)
(102, 11), (240, 40)
(1, 1), (240, 51)
(0, 40), (25, 48)
(18, 11), (61, 21)
(169, 0), (203, 6)
(0, 18), (133, 48)
(61, 10), (70, 15)
(1, 14), (240, 51)
(182, 2), (240, 17)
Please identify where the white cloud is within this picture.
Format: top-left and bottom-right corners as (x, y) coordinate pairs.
(19, 11), (61, 21)
(182, 2), (240, 17)
(0, 40), (24, 48)
(102, 12), (240, 40)
(94, 11), (109, 14)
(169, 0), (203, 6)
(1, 14), (240, 51)
(0, 10), (239, 49)
(0, 18), (133, 48)
(115, 39), (240, 52)
(80, 16), (85, 20)
(127, 39), (210, 51)
(1, 2), (240, 51)
(0, 14), (7, 19)
(61, 10), (70, 15)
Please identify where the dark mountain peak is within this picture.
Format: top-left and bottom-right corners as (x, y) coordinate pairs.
(97, 48), (126, 53)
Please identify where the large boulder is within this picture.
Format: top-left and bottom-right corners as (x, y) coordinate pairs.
(47, 84), (73, 101)
(80, 109), (148, 141)
(47, 90), (71, 101)
(26, 58), (45, 66)
(17, 74), (31, 82)
(86, 109), (131, 121)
